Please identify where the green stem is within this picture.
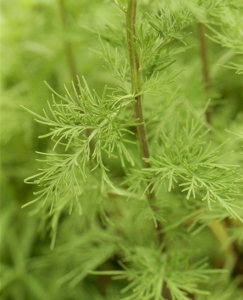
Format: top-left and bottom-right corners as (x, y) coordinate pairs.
(126, 0), (150, 169)
(126, 3), (171, 297)
(127, 0), (166, 243)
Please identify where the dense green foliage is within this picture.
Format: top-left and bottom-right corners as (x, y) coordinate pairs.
(1, 0), (243, 299)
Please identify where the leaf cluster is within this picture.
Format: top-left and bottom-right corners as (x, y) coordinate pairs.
(22, 77), (138, 212)
(127, 118), (243, 220)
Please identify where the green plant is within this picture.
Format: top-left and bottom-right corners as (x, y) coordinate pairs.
(1, 1), (243, 299)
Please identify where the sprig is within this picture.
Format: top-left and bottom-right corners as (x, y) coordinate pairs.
(22, 77), (138, 209)
(94, 246), (220, 300)
(128, 117), (243, 220)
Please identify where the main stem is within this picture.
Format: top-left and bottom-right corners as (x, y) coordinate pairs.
(126, 4), (172, 298)
(126, 3), (170, 298)
(126, 0), (151, 170)
(126, 0), (166, 248)
(127, 0), (157, 208)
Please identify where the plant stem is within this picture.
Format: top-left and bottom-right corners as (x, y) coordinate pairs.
(198, 23), (240, 279)
(126, 0), (164, 230)
(126, 2), (171, 298)
(198, 23), (212, 124)
(126, 0), (151, 170)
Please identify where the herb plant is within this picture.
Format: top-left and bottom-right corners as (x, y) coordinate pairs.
(1, 0), (243, 299)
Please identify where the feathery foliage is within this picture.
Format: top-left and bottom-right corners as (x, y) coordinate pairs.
(1, 0), (243, 299)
